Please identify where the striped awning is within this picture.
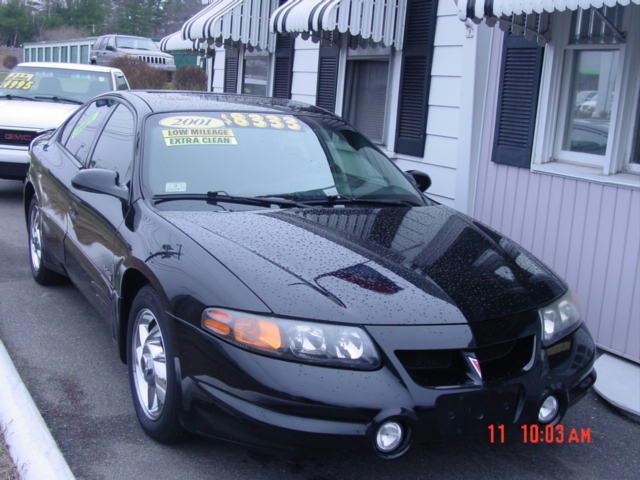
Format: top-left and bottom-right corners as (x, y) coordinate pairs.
(270, 0), (408, 49)
(455, 0), (640, 22)
(181, 0), (276, 51)
(160, 31), (199, 52)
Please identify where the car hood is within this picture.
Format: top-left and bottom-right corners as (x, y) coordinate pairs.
(0, 99), (77, 130)
(160, 205), (565, 325)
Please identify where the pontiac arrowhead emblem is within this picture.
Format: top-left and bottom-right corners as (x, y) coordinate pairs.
(465, 353), (483, 383)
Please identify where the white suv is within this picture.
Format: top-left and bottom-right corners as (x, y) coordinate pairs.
(0, 62), (129, 179)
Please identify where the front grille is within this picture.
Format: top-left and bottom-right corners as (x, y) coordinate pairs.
(397, 335), (535, 387)
(0, 129), (38, 147)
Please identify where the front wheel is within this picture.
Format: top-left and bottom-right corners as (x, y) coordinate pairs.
(27, 197), (65, 285)
(127, 286), (183, 443)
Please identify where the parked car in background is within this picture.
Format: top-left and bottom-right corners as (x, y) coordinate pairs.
(0, 62), (129, 180)
(91, 35), (176, 80)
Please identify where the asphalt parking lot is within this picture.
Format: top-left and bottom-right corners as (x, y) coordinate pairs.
(1, 178), (639, 480)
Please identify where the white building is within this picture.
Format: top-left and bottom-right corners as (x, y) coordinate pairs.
(163, 0), (473, 208)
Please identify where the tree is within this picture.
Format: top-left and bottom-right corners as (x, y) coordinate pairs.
(0, 0), (37, 46)
(159, 0), (205, 36)
(63, 0), (106, 35)
(114, 0), (163, 37)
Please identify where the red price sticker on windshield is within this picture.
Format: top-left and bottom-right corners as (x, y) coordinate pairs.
(1, 73), (34, 90)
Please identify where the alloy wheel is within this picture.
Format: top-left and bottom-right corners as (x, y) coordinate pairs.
(29, 203), (43, 272)
(132, 308), (168, 420)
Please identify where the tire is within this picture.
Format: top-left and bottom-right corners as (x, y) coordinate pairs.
(27, 197), (65, 285)
(127, 286), (183, 443)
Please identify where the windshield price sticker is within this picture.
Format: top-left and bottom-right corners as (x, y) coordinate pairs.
(220, 113), (303, 131)
(0, 73), (35, 90)
(159, 116), (226, 128)
(158, 113), (303, 132)
(161, 127), (238, 147)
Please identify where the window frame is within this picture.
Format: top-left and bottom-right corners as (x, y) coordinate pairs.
(338, 42), (393, 148)
(241, 47), (272, 97)
(87, 101), (137, 185)
(60, 99), (114, 166)
(532, 7), (640, 185)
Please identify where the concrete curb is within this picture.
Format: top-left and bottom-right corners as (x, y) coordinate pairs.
(0, 340), (75, 480)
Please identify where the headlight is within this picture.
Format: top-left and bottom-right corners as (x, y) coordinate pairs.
(539, 291), (581, 346)
(202, 308), (380, 370)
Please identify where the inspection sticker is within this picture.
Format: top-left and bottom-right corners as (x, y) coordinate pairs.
(165, 182), (187, 193)
(0, 73), (35, 90)
(161, 127), (238, 147)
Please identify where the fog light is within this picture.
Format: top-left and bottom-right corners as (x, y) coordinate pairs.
(375, 421), (404, 453)
(538, 395), (559, 424)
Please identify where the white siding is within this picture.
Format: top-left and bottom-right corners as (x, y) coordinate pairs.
(212, 47), (225, 93)
(291, 37), (319, 105)
(395, 0), (466, 207)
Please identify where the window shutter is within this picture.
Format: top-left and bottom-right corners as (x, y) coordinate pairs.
(316, 33), (339, 112)
(224, 46), (239, 93)
(273, 0), (295, 99)
(273, 34), (295, 99)
(395, 0), (438, 157)
(492, 34), (544, 168)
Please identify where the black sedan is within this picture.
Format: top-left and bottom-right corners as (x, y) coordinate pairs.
(24, 91), (596, 459)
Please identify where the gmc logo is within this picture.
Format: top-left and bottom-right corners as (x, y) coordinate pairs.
(4, 133), (33, 142)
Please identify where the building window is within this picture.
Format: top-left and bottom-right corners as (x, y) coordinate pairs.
(242, 49), (269, 96)
(61, 46), (68, 62)
(45, 47), (51, 62)
(343, 45), (391, 145)
(80, 45), (89, 64)
(53, 47), (60, 62)
(560, 50), (616, 161)
(70, 46), (78, 63)
(534, 5), (640, 182)
(37, 48), (44, 61)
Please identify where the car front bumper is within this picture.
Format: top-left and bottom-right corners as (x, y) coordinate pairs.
(0, 147), (29, 179)
(174, 318), (596, 457)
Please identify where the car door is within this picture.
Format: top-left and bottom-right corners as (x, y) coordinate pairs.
(91, 37), (104, 64)
(33, 108), (87, 270)
(66, 101), (136, 320)
(102, 36), (117, 65)
(60, 99), (114, 309)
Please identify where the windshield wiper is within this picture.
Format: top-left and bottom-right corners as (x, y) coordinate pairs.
(34, 95), (83, 105)
(296, 195), (422, 208)
(0, 94), (37, 101)
(152, 192), (310, 209)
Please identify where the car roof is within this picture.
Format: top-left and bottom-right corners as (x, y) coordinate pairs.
(123, 91), (331, 116)
(18, 62), (123, 74)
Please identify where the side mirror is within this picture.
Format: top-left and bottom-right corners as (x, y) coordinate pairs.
(72, 168), (129, 201)
(106, 45), (116, 52)
(405, 170), (432, 192)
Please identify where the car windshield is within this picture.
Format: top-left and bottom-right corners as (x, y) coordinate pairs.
(116, 36), (158, 51)
(144, 112), (425, 205)
(0, 66), (112, 103)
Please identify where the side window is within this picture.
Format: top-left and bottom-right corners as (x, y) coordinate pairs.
(59, 107), (86, 147)
(89, 105), (136, 184)
(64, 100), (112, 164)
(107, 36), (116, 50)
(115, 74), (129, 91)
